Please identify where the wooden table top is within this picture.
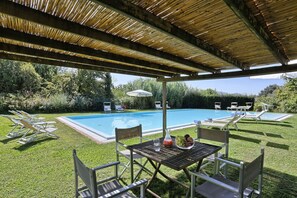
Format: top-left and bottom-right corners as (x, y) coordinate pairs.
(128, 137), (221, 171)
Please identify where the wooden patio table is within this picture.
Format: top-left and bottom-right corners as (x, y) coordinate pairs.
(127, 137), (222, 197)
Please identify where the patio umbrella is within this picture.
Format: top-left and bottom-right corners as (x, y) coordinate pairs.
(127, 89), (153, 109)
(127, 89), (153, 97)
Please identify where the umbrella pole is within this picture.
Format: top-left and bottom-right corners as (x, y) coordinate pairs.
(162, 81), (167, 137)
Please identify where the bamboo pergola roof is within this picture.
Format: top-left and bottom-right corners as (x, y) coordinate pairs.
(1, 0), (297, 82)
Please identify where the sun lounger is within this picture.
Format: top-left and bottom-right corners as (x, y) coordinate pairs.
(1, 115), (28, 138)
(17, 110), (45, 122)
(155, 101), (162, 109)
(166, 101), (171, 109)
(196, 113), (243, 131)
(227, 102), (238, 110)
(214, 102), (221, 110)
(18, 119), (58, 144)
(244, 103), (269, 122)
(103, 102), (111, 113)
(115, 104), (124, 111)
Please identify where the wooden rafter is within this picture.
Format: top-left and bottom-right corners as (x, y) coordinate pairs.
(224, 0), (289, 65)
(157, 64), (297, 82)
(0, 43), (173, 77)
(0, 52), (159, 78)
(0, 0), (216, 73)
(92, 0), (245, 70)
(0, 27), (193, 75)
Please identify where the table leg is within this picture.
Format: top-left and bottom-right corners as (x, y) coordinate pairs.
(147, 159), (161, 189)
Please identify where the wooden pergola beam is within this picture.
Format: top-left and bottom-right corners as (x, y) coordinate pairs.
(0, 43), (172, 77)
(224, 0), (289, 65)
(92, 0), (245, 70)
(157, 65), (297, 82)
(0, 0), (216, 73)
(0, 27), (192, 75)
(0, 52), (159, 78)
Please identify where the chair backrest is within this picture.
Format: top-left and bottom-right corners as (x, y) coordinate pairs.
(214, 102), (221, 109)
(155, 101), (161, 108)
(197, 128), (229, 157)
(246, 102), (253, 107)
(9, 110), (23, 118)
(240, 148), (264, 194)
(231, 102), (238, 107)
(20, 119), (37, 131)
(73, 150), (98, 197)
(115, 125), (142, 142)
(166, 101), (170, 108)
(104, 102), (111, 107)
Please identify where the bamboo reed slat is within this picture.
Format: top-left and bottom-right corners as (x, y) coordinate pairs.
(3, 0), (297, 76)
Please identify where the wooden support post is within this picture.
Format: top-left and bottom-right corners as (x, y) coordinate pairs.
(162, 81), (167, 137)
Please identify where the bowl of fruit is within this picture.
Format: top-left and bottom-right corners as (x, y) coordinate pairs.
(175, 134), (195, 150)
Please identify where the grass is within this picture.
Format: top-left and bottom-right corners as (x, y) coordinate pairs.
(0, 112), (297, 197)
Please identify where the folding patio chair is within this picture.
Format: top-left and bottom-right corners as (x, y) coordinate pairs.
(73, 150), (147, 198)
(115, 125), (150, 182)
(18, 119), (58, 144)
(196, 128), (229, 174)
(190, 148), (264, 198)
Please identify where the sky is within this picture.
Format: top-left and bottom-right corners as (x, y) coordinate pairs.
(111, 73), (286, 95)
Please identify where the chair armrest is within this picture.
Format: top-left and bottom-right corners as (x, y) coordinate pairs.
(93, 161), (120, 171)
(190, 172), (238, 193)
(100, 179), (148, 198)
(142, 137), (152, 141)
(117, 141), (128, 148)
(214, 157), (241, 168)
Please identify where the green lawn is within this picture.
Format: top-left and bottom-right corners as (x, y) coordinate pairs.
(0, 112), (297, 197)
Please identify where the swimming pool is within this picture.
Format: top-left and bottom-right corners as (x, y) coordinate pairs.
(63, 109), (289, 140)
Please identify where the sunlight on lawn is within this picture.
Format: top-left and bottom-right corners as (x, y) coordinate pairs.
(0, 113), (296, 197)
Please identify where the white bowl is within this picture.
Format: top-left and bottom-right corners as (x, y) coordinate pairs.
(176, 141), (195, 150)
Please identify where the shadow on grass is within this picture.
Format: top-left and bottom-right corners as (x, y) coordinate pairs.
(239, 120), (293, 128)
(0, 136), (20, 144)
(147, 160), (297, 197)
(239, 129), (283, 138)
(230, 134), (262, 144)
(13, 138), (55, 151)
(239, 129), (265, 136)
(266, 142), (289, 150)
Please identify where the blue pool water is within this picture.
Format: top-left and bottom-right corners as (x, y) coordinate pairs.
(65, 109), (288, 139)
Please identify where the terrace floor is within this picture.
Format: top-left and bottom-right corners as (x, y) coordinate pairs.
(0, 112), (296, 197)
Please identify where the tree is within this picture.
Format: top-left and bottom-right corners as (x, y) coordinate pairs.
(0, 60), (41, 94)
(76, 69), (105, 99)
(258, 84), (280, 97)
(275, 77), (297, 113)
(33, 64), (58, 82)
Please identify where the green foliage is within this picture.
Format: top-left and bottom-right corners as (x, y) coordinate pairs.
(275, 77), (297, 113)
(0, 60), (113, 113)
(258, 84), (279, 97)
(0, 60), (41, 94)
(182, 89), (254, 109)
(255, 78), (297, 113)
